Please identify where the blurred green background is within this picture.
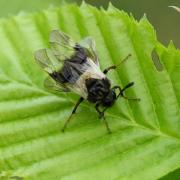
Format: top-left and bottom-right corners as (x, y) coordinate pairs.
(0, 0), (179, 49)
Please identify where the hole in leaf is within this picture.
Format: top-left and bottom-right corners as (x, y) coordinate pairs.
(151, 49), (163, 71)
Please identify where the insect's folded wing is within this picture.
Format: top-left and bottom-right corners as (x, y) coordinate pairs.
(49, 30), (76, 61)
(34, 49), (63, 74)
(79, 37), (99, 66)
(44, 76), (70, 92)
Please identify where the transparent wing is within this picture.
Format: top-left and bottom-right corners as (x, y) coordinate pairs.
(49, 30), (76, 61)
(44, 76), (70, 92)
(79, 37), (99, 66)
(34, 48), (63, 74)
(34, 31), (77, 74)
(34, 49), (70, 92)
(50, 30), (99, 65)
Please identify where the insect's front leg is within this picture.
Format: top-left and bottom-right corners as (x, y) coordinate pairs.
(95, 104), (111, 134)
(112, 83), (140, 101)
(95, 103), (105, 119)
(103, 54), (131, 74)
(103, 65), (117, 74)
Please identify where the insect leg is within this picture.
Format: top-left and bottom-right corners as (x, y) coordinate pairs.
(103, 65), (116, 74)
(112, 83), (140, 101)
(103, 54), (131, 74)
(95, 104), (112, 134)
(62, 97), (84, 132)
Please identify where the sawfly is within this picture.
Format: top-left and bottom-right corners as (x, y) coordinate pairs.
(34, 30), (140, 133)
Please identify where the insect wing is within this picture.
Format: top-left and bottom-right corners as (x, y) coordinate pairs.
(44, 76), (70, 92)
(49, 30), (76, 61)
(35, 30), (100, 95)
(34, 48), (63, 74)
(79, 37), (99, 66)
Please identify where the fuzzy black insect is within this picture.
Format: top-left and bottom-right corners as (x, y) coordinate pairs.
(34, 30), (140, 133)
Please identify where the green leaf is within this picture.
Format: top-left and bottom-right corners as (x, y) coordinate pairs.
(0, 3), (180, 180)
